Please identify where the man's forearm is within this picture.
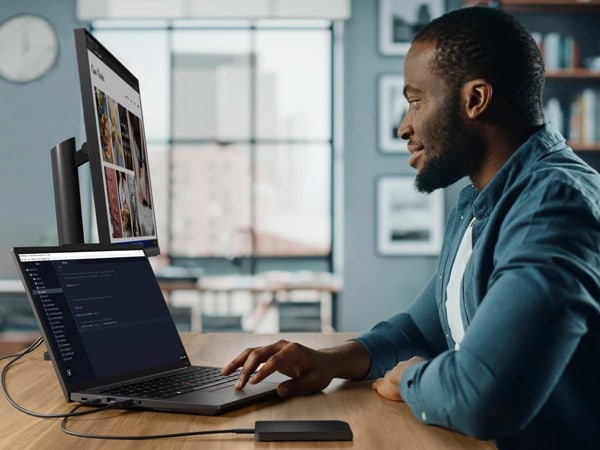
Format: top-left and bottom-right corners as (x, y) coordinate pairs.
(321, 341), (371, 380)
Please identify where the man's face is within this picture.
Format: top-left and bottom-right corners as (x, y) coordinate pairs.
(399, 41), (486, 193)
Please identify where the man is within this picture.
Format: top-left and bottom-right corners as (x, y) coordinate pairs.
(222, 6), (600, 449)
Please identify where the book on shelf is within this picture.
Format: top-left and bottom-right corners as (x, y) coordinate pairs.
(569, 89), (600, 144)
(544, 97), (565, 136)
(541, 32), (579, 70)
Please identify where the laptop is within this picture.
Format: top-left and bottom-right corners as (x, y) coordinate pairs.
(11, 244), (284, 415)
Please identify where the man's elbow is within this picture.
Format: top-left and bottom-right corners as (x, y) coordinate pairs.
(448, 402), (533, 440)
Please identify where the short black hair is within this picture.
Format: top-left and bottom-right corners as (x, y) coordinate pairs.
(414, 6), (545, 128)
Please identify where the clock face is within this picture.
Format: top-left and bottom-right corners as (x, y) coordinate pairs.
(0, 14), (59, 83)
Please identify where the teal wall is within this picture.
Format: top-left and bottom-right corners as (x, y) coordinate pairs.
(0, 0), (82, 276)
(340, 0), (466, 331)
(0, 0), (465, 332)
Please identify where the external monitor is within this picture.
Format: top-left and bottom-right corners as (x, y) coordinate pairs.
(67, 28), (159, 255)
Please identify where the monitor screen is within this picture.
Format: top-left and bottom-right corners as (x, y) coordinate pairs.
(74, 28), (159, 256)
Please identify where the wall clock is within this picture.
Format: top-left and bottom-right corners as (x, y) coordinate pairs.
(0, 14), (59, 83)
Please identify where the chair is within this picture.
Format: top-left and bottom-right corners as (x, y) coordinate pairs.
(277, 301), (322, 332)
(201, 314), (244, 333)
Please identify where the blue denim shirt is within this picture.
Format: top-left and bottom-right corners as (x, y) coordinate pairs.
(355, 124), (600, 449)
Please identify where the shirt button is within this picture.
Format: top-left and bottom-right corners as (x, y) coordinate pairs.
(421, 412), (427, 421)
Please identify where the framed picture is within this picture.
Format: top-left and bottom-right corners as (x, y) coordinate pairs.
(377, 175), (444, 255)
(379, 74), (408, 152)
(379, 0), (445, 56)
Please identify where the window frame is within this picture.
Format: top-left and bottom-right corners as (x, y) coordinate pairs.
(90, 20), (336, 275)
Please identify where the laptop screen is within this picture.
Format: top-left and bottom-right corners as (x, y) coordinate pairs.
(13, 246), (189, 390)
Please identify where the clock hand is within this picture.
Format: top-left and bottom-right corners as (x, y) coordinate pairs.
(22, 21), (31, 52)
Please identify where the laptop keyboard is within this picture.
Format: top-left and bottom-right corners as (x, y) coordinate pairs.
(101, 366), (240, 399)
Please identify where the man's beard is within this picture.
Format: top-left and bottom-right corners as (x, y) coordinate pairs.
(415, 92), (486, 193)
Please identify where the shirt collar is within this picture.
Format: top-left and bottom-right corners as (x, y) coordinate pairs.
(464, 123), (566, 221)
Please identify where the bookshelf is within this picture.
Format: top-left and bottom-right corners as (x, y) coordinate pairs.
(499, 0), (600, 13)
(545, 69), (600, 80)
(467, 1), (600, 152)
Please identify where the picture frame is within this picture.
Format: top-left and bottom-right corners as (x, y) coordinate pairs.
(379, 0), (446, 56)
(378, 74), (408, 153)
(377, 175), (444, 255)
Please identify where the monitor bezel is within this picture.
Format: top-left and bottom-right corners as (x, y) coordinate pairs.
(74, 28), (160, 256)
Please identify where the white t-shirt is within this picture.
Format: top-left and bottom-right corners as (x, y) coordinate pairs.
(445, 218), (476, 350)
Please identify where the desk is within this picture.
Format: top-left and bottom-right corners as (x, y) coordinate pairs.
(159, 273), (342, 332)
(0, 279), (24, 293)
(0, 333), (496, 450)
(0, 279), (38, 354)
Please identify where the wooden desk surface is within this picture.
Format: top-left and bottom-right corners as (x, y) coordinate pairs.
(0, 333), (496, 450)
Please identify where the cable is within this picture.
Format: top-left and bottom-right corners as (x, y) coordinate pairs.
(61, 404), (254, 440)
(0, 335), (43, 362)
(0, 336), (48, 416)
(2, 339), (256, 440)
(1, 337), (124, 419)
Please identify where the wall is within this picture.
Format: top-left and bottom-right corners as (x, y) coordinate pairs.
(0, 0), (463, 333)
(0, 0), (82, 277)
(338, 0), (600, 332)
(339, 0), (466, 331)
(16, 2), (591, 335)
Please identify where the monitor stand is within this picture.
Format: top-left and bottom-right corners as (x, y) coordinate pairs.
(50, 137), (88, 246)
(46, 137), (90, 361)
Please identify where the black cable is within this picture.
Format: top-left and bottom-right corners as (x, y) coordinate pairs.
(0, 335), (43, 362)
(1, 337), (127, 419)
(61, 404), (255, 440)
(3, 339), (256, 440)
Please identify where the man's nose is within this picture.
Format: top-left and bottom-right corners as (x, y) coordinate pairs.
(397, 113), (411, 140)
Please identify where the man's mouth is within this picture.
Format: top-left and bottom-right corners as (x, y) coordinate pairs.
(407, 143), (425, 169)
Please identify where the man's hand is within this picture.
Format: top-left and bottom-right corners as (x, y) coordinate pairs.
(371, 356), (425, 402)
(222, 339), (370, 397)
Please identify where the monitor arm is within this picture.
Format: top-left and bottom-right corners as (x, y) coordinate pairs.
(50, 137), (88, 246)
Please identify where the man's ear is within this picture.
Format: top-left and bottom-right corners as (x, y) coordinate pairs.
(462, 79), (492, 119)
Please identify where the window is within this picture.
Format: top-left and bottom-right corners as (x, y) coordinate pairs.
(92, 20), (334, 273)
